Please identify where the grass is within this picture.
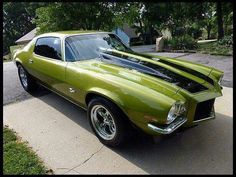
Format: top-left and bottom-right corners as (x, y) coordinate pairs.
(3, 126), (49, 175)
(197, 41), (232, 56)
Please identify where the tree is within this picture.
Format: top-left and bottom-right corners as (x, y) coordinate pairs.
(34, 2), (116, 34)
(111, 2), (146, 39)
(142, 3), (169, 43)
(216, 2), (224, 40)
(201, 2), (217, 39)
(112, 2), (171, 44)
(3, 2), (47, 54)
(3, 2), (233, 55)
(222, 2), (233, 36)
(165, 2), (205, 38)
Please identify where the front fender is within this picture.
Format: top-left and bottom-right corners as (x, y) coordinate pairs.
(13, 58), (22, 66)
(85, 87), (126, 110)
(85, 84), (181, 132)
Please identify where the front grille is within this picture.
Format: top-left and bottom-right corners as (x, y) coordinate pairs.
(194, 99), (215, 121)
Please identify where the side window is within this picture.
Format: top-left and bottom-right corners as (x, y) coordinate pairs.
(65, 41), (76, 62)
(34, 37), (62, 60)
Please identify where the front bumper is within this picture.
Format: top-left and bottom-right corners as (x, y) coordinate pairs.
(147, 116), (187, 135)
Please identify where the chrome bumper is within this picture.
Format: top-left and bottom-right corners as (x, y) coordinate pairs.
(147, 117), (187, 135)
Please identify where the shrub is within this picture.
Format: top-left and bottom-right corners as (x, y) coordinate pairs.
(164, 35), (198, 50)
(218, 35), (233, 47)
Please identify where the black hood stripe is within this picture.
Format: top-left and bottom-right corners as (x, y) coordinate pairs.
(158, 60), (214, 85)
(126, 51), (214, 85)
(100, 51), (208, 93)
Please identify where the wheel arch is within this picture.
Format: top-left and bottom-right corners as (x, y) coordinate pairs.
(15, 58), (23, 67)
(85, 89), (133, 126)
(85, 89), (125, 111)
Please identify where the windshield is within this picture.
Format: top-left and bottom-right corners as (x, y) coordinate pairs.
(65, 33), (133, 61)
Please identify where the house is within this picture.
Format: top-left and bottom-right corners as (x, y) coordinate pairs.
(113, 24), (141, 46)
(15, 28), (37, 45)
(11, 28), (37, 58)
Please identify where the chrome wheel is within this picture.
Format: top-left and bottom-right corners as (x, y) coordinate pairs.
(19, 66), (28, 88)
(90, 105), (116, 140)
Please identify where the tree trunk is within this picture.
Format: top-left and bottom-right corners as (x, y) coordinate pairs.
(207, 25), (212, 39)
(216, 2), (224, 40)
(138, 19), (144, 36)
(138, 18), (145, 44)
(149, 25), (153, 44)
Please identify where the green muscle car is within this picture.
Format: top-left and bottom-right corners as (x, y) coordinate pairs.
(13, 31), (224, 147)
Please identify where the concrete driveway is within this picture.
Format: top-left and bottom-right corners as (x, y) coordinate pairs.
(3, 86), (233, 174)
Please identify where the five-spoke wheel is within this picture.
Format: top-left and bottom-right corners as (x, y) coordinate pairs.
(88, 97), (130, 147)
(90, 105), (116, 140)
(17, 64), (37, 92)
(19, 65), (28, 88)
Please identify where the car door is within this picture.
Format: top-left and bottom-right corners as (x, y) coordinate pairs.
(30, 37), (68, 95)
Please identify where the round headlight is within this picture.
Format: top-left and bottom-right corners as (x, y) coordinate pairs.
(167, 101), (186, 124)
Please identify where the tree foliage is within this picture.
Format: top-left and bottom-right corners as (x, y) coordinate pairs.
(34, 2), (116, 34)
(3, 2), (47, 54)
(3, 2), (233, 55)
(201, 2), (217, 39)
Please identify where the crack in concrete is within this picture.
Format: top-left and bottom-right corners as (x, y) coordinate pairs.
(65, 169), (81, 174)
(56, 167), (81, 174)
(64, 145), (104, 174)
(57, 167), (71, 170)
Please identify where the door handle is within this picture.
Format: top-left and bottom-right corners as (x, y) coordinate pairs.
(29, 59), (34, 63)
(69, 88), (75, 93)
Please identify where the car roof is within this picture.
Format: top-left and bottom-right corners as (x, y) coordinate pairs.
(36, 30), (110, 39)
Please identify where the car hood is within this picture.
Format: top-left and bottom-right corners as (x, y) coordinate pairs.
(75, 49), (215, 96)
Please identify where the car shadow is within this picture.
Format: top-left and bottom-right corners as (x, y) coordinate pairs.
(29, 85), (52, 97)
(37, 90), (233, 174)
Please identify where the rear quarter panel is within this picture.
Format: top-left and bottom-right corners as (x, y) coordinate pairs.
(13, 39), (36, 74)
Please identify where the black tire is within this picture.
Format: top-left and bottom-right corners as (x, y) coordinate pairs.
(87, 97), (131, 147)
(17, 64), (38, 92)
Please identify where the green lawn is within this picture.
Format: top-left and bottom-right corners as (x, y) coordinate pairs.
(3, 126), (49, 175)
(197, 41), (232, 56)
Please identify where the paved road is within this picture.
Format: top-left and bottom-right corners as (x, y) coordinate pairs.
(3, 62), (49, 105)
(3, 62), (31, 105)
(3, 87), (233, 174)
